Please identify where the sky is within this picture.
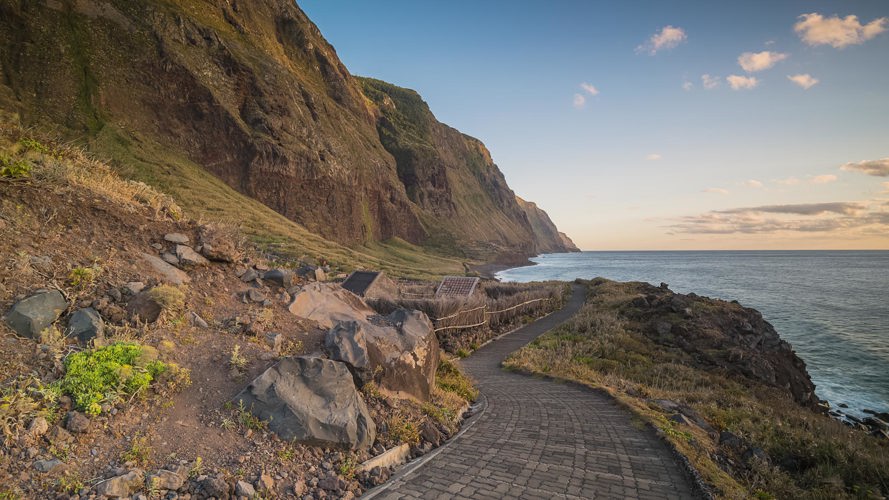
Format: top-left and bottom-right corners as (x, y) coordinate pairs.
(300, 0), (889, 250)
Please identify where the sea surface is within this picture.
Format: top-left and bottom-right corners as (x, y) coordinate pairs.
(497, 251), (889, 417)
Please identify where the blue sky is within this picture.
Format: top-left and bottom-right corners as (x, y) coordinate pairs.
(301, 1), (889, 250)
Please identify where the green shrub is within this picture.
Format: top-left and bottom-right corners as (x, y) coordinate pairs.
(68, 265), (102, 288)
(0, 156), (31, 178)
(60, 342), (167, 415)
(18, 138), (50, 154)
(436, 359), (478, 402)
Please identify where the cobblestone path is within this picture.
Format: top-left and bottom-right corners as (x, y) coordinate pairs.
(366, 284), (701, 499)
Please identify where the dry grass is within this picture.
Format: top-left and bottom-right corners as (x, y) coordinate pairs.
(505, 281), (889, 500)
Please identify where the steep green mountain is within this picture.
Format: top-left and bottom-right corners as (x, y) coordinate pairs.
(0, 0), (574, 266)
(515, 196), (580, 253)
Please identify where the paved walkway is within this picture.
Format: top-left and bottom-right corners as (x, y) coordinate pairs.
(366, 284), (701, 500)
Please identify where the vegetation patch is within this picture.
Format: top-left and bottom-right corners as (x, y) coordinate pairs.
(60, 342), (168, 415)
(435, 359), (478, 403)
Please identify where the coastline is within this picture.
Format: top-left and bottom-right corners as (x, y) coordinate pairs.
(468, 257), (537, 279)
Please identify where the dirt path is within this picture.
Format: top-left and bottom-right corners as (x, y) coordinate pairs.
(365, 284), (701, 499)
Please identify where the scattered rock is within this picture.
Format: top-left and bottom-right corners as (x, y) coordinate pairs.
(287, 283), (374, 329)
(200, 475), (230, 498)
(719, 431), (743, 450)
(124, 282), (145, 295)
(3, 290), (68, 338)
(421, 420), (443, 446)
(96, 469), (145, 498)
(742, 446), (769, 463)
(669, 413), (693, 426)
(175, 244), (209, 267)
(318, 474), (345, 493)
(233, 356), (375, 450)
(364, 309), (440, 401)
(67, 307), (104, 343)
(187, 311), (209, 328)
(161, 252), (180, 266)
(48, 426), (73, 444)
(106, 288), (122, 302)
(27, 416), (49, 438)
(164, 233), (190, 244)
(138, 252), (190, 285)
(293, 479), (307, 495)
(126, 291), (163, 323)
(146, 469), (185, 491)
(262, 269), (294, 288)
(235, 479), (256, 497)
(257, 472), (274, 493)
(314, 268), (327, 282)
(241, 269), (260, 283)
(246, 289), (266, 303)
(65, 411), (90, 434)
(198, 224), (241, 262)
(33, 458), (63, 473)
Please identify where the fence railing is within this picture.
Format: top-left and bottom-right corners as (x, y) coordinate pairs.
(431, 297), (552, 332)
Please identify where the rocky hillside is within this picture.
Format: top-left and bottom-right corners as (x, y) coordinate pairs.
(0, 0), (573, 263)
(515, 196), (580, 253)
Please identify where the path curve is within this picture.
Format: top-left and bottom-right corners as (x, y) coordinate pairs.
(367, 284), (700, 500)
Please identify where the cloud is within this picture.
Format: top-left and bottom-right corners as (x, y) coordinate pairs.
(882, 182), (889, 194)
(580, 82), (599, 96)
(738, 51), (789, 72)
(788, 74), (819, 89)
(841, 158), (889, 177)
(726, 75), (759, 90)
(682, 81), (693, 91)
(701, 74), (720, 90)
(637, 26), (687, 55)
(812, 174), (838, 184)
(703, 187), (729, 195)
(744, 179), (764, 188)
(572, 93), (586, 109)
(718, 202), (865, 216)
(671, 201), (888, 235)
(646, 153), (662, 161)
(794, 13), (888, 48)
(775, 177), (801, 186)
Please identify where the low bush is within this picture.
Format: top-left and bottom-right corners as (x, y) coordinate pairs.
(60, 342), (168, 415)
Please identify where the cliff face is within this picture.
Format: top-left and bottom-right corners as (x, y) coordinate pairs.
(0, 0), (574, 261)
(516, 196), (580, 253)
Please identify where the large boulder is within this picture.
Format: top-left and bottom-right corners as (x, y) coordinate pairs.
(126, 291), (163, 323)
(325, 321), (371, 384)
(138, 252), (190, 285)
(198, 224), (241, 263)
(287, 283), (374, 329)
(4, 290), (67, 338)
(365, 309), (440, 402)
(233, 356), (375, 450)
(175, 245), (209, 267)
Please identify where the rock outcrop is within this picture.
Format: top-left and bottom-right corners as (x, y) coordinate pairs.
(287, 283), (374, 329)
(605, 280), (818, 407)
(516, 196), (580, 253)
(234, 356), (375, 450)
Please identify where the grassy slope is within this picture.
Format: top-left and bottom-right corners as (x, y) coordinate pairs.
(504, 280), (888, 500)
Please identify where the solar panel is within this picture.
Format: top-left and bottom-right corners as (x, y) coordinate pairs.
(435, 276), (480, 297)
(341, 271), (380, 296)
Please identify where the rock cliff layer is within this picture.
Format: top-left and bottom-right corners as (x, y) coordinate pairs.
(516, 196), (580, 253)
(0, 0), (574, 260)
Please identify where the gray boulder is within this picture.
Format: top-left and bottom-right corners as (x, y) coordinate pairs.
(263, 269), (294, 288)
(287, 283), (374, 329)
(364, 309), (440, 402)
(146, 469), (185, 491)
(233, 356), (375, 450)
(68, 307), (104, 343)
(126, 291), (163, 323)
(198, 224), (241, 262)
(164, 233), (190, 244)
(139, 252), (190, 285)
(4, 290), (67, 338)
(325, 321), (371, 384)
(175, 245), (209, 267)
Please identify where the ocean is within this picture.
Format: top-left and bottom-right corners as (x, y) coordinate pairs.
(496, 251), (889, 417)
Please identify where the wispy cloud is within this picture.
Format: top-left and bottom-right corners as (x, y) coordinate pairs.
(775, 177), (801, 186)
(795, 13), (888, 48)
(882, 182), (889, 194)
(637, 26), (687, 55)
(682, 81), (693, 91)
(580, 82), (600, 96)
(646, 153), (662, 161)
(572, 93), (586, 109)
(701, 74), (720, 90)
(726, 75), (759, 90)
(812, 174), (838, 184)
(788, 74), (819, 89)
(738, 51), (789, 72)
(703, 187), (729, 195)
(744, 179), (764, 189)
(841, 158), (889, 177)
(671, 201), (887, 235)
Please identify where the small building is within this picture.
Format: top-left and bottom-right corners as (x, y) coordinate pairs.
(340, 270), (398, 299)
(435, 276), (481, 298)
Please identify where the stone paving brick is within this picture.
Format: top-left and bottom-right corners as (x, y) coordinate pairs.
(366, 285), (701, 499)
